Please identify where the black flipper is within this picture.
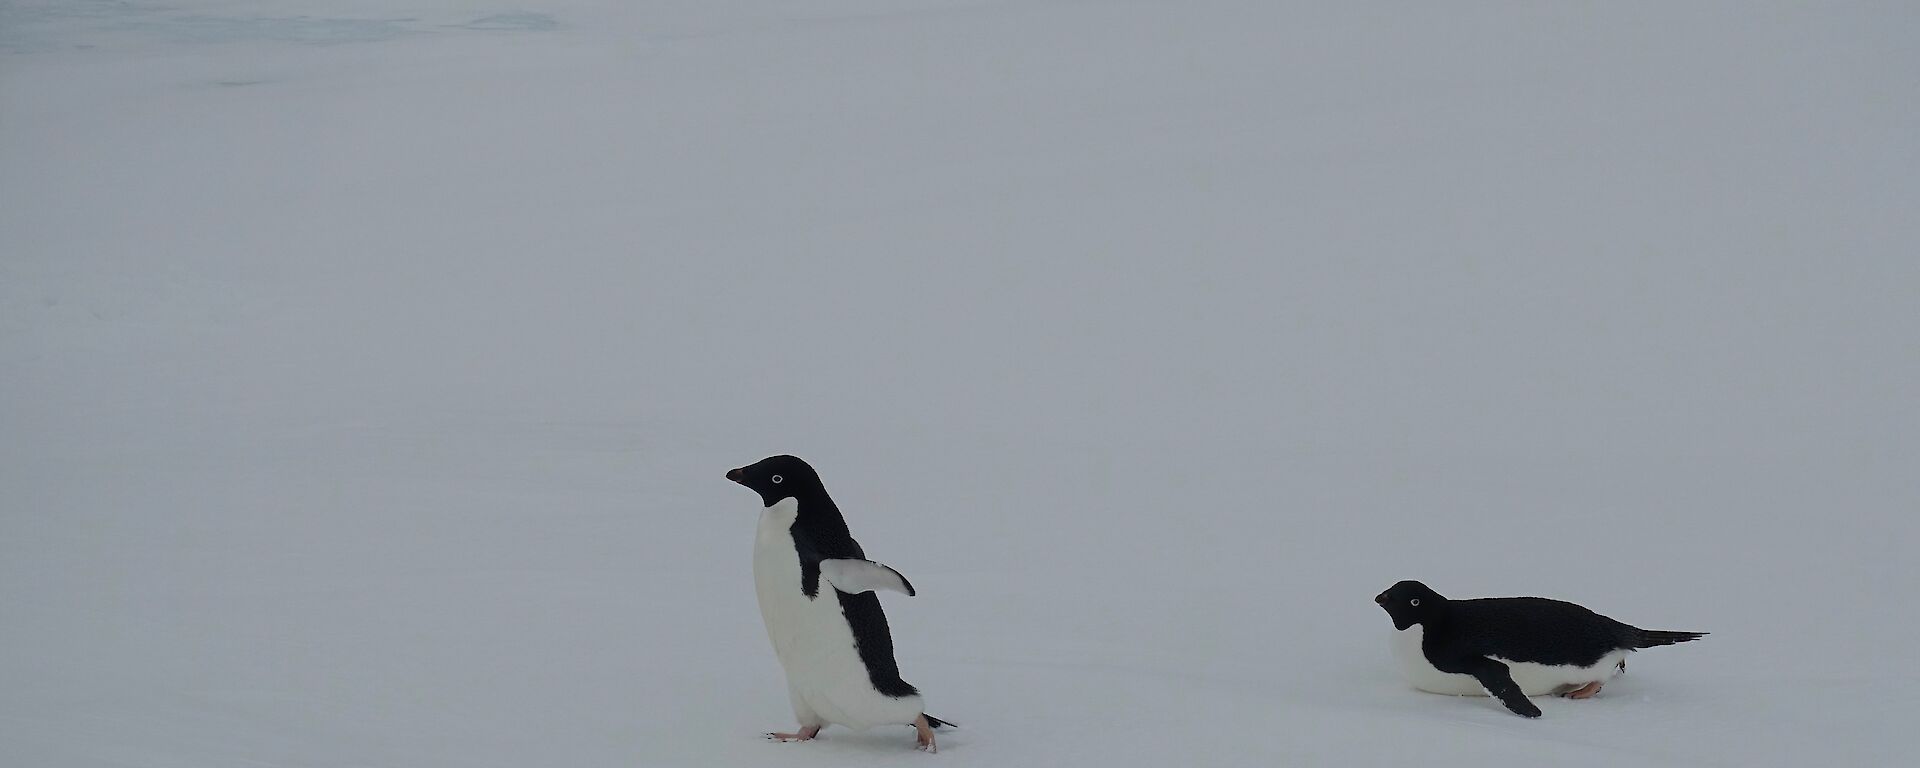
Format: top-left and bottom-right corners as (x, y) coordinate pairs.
(923, 714), (955, 729)
(1466, 658), (1542, 718)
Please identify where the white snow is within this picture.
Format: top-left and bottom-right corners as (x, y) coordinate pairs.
(3, 2), (1916, 766)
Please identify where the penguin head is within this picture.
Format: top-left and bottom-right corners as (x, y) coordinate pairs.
(726, 454), (822, 507)
(1375, 580), (1446, 630)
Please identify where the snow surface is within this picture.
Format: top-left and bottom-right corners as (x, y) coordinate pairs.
(4, 2), (1918, 766)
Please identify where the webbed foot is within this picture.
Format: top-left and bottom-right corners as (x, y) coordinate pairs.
(913, 715), (937, 753)
(767, 725), (821, 742)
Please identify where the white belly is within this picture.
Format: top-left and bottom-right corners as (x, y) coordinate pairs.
(752, 498), (922, 729)
(1390, 626), (1627, 697)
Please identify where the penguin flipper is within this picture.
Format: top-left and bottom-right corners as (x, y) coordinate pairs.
(819, 558), (916, 597)
(1466, 658), (1542, 718)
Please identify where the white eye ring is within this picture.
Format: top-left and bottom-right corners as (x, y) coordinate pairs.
(1409, 598), (1421, 607)
(770, 474), (783, 484)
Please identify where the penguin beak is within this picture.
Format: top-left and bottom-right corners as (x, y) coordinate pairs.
(1374, 592), (1389, 606)
(726, 468), (745, 484)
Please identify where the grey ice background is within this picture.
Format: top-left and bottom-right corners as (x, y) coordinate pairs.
(3, 2), (1917, 766)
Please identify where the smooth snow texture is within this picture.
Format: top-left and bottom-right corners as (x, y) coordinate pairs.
(3, 1), (1918, 767)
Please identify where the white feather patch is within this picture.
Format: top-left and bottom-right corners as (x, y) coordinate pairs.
(1390, 626), (1628, 697)
(820, 558), (915, 596)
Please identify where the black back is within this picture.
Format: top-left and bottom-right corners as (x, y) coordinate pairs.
(1440, 597), (1639, 667)
(729, 455), (919, 698)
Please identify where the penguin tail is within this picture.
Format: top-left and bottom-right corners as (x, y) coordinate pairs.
(1633, 629), (1707, 648)
(923, 714), (956, 729)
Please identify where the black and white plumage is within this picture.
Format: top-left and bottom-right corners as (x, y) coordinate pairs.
(726, 455), (949, 751)
(1375, 580), (1705, 718)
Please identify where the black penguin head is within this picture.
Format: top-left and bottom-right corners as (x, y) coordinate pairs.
(725, 454), (822, 507)
(1375, 580), (1447, 631)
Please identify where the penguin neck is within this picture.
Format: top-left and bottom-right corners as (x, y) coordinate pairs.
(785, 489), (862, 557)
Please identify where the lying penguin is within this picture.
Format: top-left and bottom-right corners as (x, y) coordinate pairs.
(1375, 580), (1704, 718)
(727, 455), (951, 751)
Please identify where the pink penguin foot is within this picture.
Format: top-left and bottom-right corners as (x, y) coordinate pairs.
(914, 715), (938, 753)
(1563, 681), (1603, 699)
(767, 725), (821, 742)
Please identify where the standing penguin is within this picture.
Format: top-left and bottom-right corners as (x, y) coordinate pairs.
(1375, 580), (1705, 718)
(726, 455), (951, 751)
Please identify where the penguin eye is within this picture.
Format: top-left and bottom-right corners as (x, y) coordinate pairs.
(1409, 598), (1421, 607)
(770, 474), (783, 484)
